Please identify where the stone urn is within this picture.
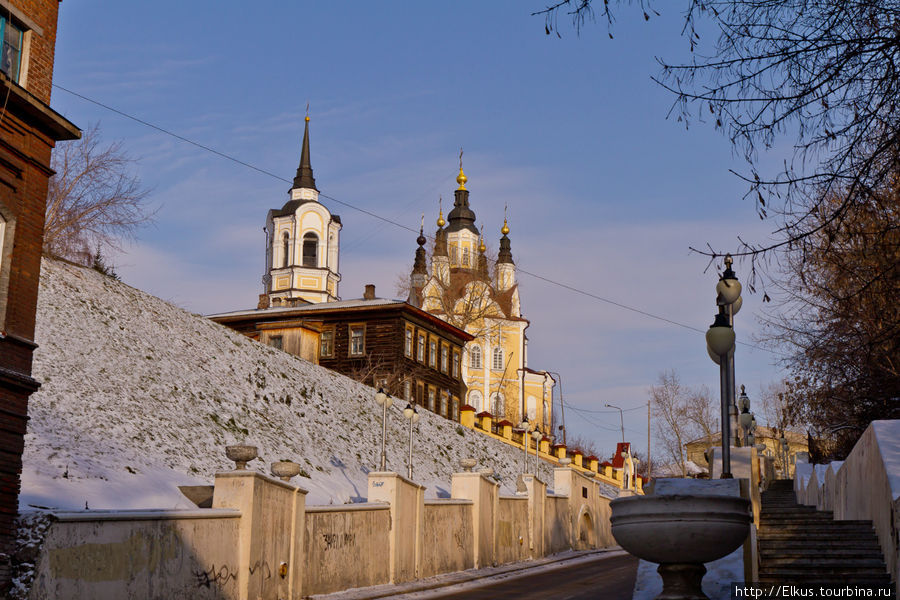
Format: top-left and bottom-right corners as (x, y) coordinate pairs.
(610, 494), (750, 600)
(459, 458), (478, 472)
(225, 444), (258, 470)
(559, 458), (572, 466)
(271, 460), (301, 482)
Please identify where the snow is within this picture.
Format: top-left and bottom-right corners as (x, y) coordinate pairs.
(794, 460), (814, 492)
(872, 420), (900, 500)
(22, 258), (576, 513)
(650, 477), (740, 496)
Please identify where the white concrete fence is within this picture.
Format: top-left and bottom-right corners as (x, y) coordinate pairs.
(27, 466), (617, 599)
(793, 420), (900, 589)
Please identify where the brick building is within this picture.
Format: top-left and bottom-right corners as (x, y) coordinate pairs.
(0, 0), (79, 586)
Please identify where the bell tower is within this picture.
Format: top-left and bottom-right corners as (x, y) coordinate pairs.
(263, 116), (341, 306)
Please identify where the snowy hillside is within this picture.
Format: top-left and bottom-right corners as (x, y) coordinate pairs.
(21, 259), (587, 511)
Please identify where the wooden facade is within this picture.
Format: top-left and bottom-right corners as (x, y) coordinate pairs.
(209, 299), (473, 422)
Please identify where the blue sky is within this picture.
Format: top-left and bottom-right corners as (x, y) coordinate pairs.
(50, 1), (788, 462)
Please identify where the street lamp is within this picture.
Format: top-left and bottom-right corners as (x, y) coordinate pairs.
(780, 432), (789, 479)
(707, 254), (742, 478)
(606, 403), (626, 444)
(403, 403), (420, 480)
(374, 388), (393, 472)
(531, 428), (542, 473)
(738, 385), (753, 446)
(519, 417), (530, 473)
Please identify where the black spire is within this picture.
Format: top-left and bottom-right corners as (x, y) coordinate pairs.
(447, 166), (478, 235)
(498, 234), (514, 264)
(292, 117), (317, 191)
(413, 227), (428, 275)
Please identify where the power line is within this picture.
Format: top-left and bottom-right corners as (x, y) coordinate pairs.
(52, 83), (782, 357)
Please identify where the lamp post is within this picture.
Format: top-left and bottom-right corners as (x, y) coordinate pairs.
(519, 417), (530, 473)
(738, 386), (752, 446)
(707, 254), (741, 478)
(374, 388), (393, 472)
(403, 403), (420, 480)
(531, 428), (542, 473)
(780, 432), (789, 479)
(606, 403), (626, 444)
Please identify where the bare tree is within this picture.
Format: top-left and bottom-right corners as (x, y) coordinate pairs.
(649, 370), (693, 478)
(44, 124), (153, 264)
(684, 385), (717, 469)
(534, 0), (900, 284)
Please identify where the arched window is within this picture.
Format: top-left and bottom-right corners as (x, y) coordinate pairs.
(468, 390), (483, 412)
(491, 392), (504, 418)
(470, 345), (482, 369)
(526, 395), (537, 421)
(543, 400), (550, 428)
(492, 347), (504, 370)
(302, 232), (318, 267)
(281, 232), (290, 267)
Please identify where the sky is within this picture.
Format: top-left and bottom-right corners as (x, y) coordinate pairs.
(48, 1), (790, 464)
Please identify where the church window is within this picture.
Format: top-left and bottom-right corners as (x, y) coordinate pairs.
(429, 339), (437, 368)
(450, 245), (458, 264)
(440, 343), (449, 373)
(462, 247), (470, 267)
(491, 392), (504, 418)
(404, 327), (413, 357)
(349, 324), (365, 356)
(417, 334), (425, 362)
(468, 390), (483, 412)
(427, 387), (436, 411)
(470, 345), (482, 369)
(269, 335), (283, 350)
(320, 328), (334, 358)
(492, 347), (504, 370)
(281, 232), (290, 267)
(302, 232), (318, 267)
(452, 350), (460, 378)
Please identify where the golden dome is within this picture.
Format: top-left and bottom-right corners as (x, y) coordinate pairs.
(501, 218), (510, 235)
(305, 115), (310, 122)
(479, 239), (486, 253)
(437, 209), (446, 228)
(456, 167), (467, 190)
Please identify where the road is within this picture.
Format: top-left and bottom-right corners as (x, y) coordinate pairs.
(422, 552), (639, 600)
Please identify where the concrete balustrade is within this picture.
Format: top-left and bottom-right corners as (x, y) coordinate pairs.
(25, 462), (620, 599)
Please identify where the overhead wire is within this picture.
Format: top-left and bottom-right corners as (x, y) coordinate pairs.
(51, 83), (782, 357)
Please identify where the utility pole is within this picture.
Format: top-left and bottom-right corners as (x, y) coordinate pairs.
(548, 371), (566, 446)
(647, 399), (651, 479)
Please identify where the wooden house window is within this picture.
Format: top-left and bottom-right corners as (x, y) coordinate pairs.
(440, 390), (448, 416)
(417, 334), (426, 362)
(269, 335), (283, 350)
(452, 396), (460, 421)
(349, 325), (365, 356)
(440, 343), (449, 373)
(429, 338), (437, 368)
(320, 328), (334, 358)
(404, 327), (413, 357)
(427, 387), (436, 412)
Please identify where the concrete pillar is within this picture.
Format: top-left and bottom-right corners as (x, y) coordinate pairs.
(521, 474), (547, 557)
(451, 471), (499, 568)
(367, 472), (424, 583)
(460, 405), (476, 428)
(212, 470), (308, 600)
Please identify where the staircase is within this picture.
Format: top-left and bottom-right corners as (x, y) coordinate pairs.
(758, 479), (892, 587)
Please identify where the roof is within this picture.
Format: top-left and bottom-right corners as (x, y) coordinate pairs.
(208, 298), (474, 342)
(611, 442), (631, 469)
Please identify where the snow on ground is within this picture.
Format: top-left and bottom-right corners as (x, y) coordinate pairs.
(872, 420), (900, 500)
(22, 258), (588, 512)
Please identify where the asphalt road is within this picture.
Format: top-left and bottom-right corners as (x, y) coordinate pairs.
(424, 552), (639, 600)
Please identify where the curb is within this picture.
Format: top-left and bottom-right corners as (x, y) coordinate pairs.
(312, 547), (625, 600)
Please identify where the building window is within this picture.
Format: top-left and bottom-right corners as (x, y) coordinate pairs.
(405, 327), (413, 357)
(440, 391), (448, 416)
(404, 380), (412, 401)
(492, 347), (504, 370)
(462, 247), (470, 267)
(417, 334), (426, 362)
(0, 18), (23, 83)
(440, 344), (449, 373)
(452, 396), (460, 421)
(349, 325), (365, 356)
(429, 339), (437, 368)
(468, 390), (483, 412)
(320, 328), (334, 358)
(427, 387), (436, 412)
(417, 382), (425, 405)
(491, 392), (504, 418)
(269, 335), (283, 350)
(450, 245), (458, 264)
(470, 345), (482, 369)
(281, 232), (290, 268)
(302, 232), (318, 267)
(452, 350), (460, 378)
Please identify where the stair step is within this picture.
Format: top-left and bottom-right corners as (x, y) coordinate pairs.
(760, 548), (884, 558)
(759, 532), (879, 541)
(760, 566), (890, 576)
(758, 577), (893, 587)
(760, 543), (882, 554)
(761, 557), (886, 568)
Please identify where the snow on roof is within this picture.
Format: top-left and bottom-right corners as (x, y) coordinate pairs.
(207, 297), (404, 319)
(23, 259), (574, 511)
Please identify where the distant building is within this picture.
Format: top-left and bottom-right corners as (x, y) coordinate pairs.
(684, 427), (808, 478)
(0, 0), (80, 587)
(406, 165), (554, 433)
(210, 119), (472, 420)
